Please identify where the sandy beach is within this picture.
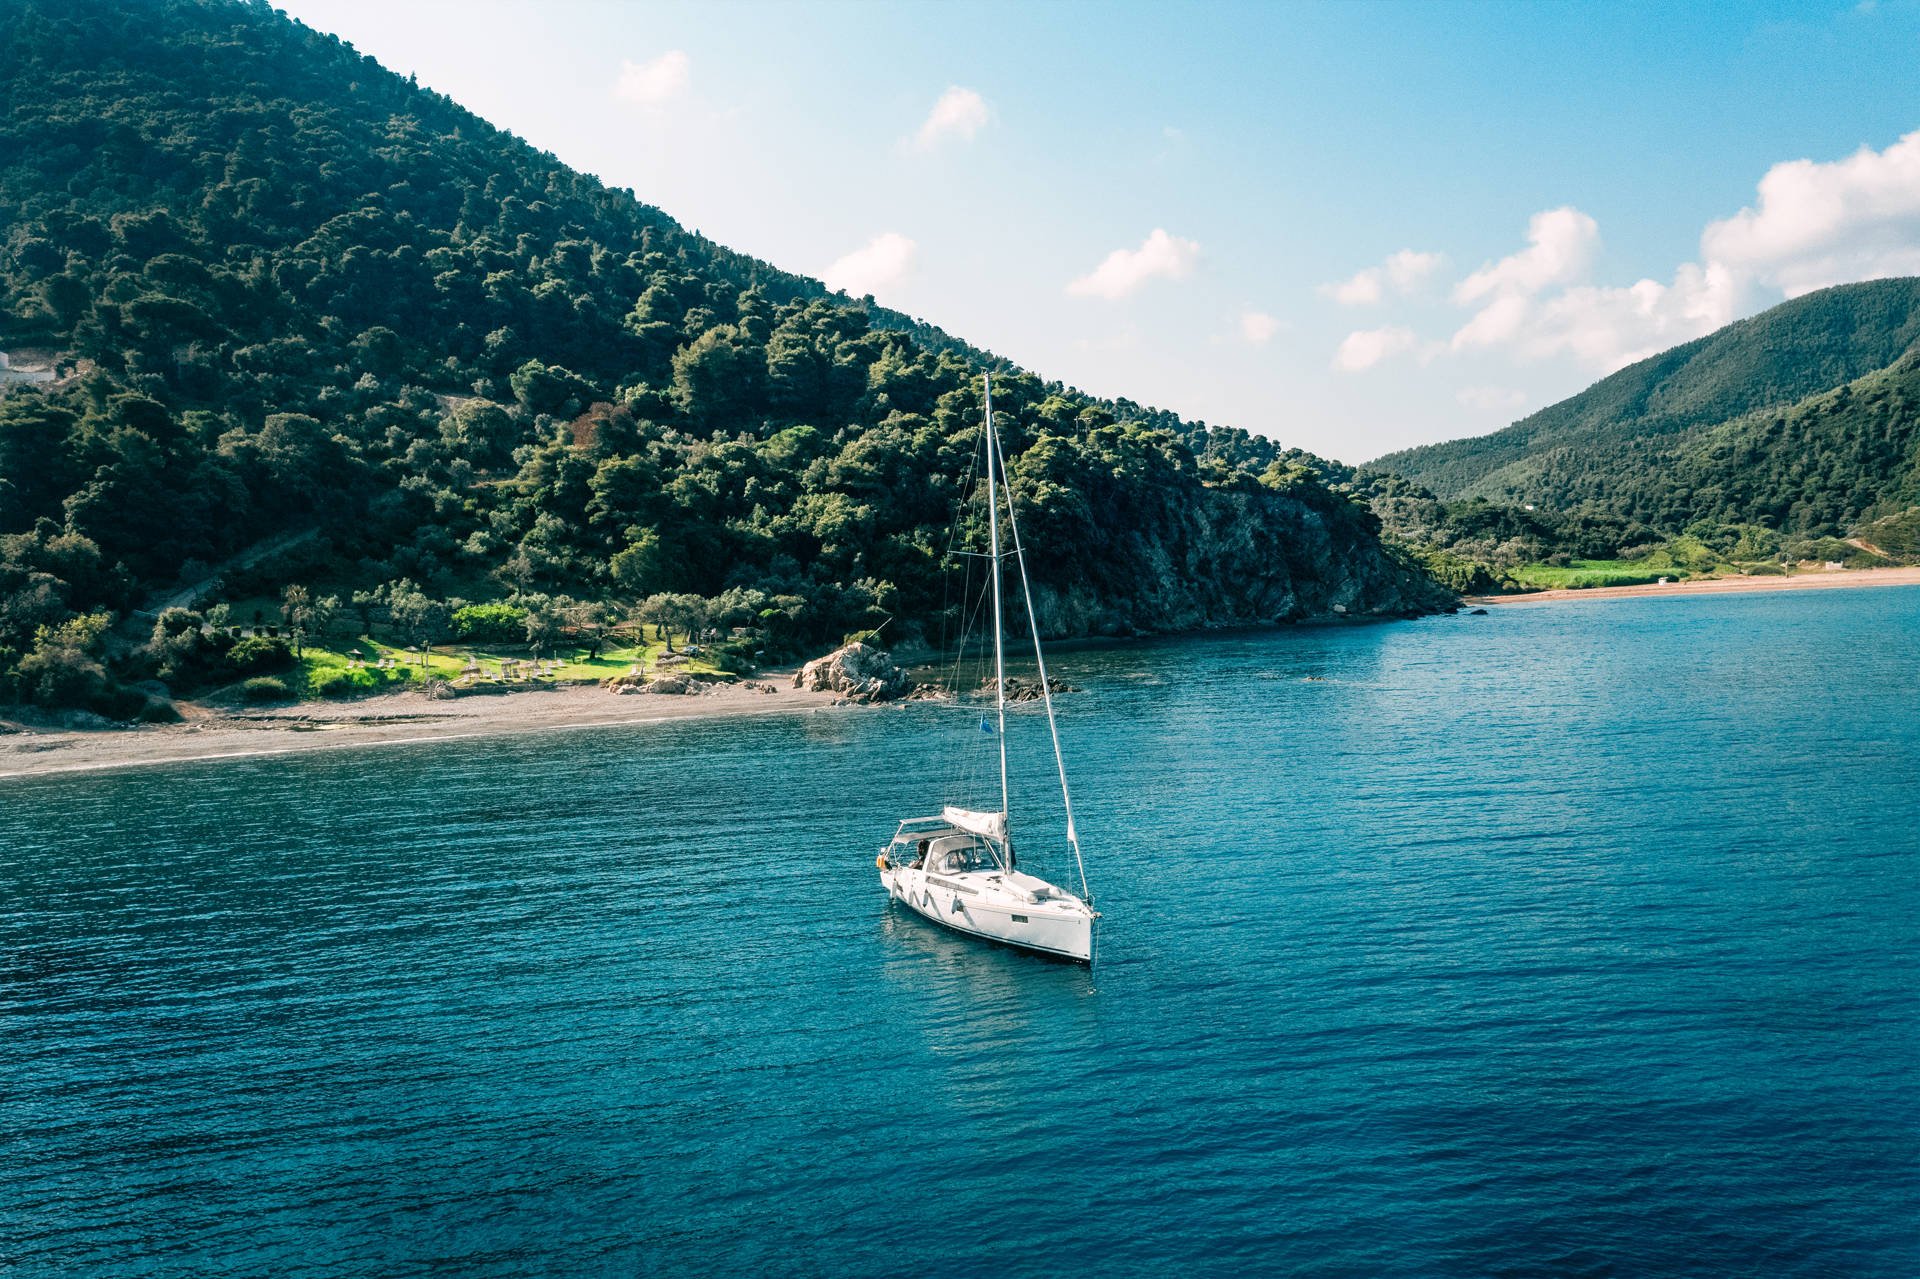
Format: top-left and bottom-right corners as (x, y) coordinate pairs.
(1472, 564), (1920, 607)
(0, 680), (855, 781)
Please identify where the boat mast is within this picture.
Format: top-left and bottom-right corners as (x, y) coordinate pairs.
(990, 424), (1091, 904)
(984, 373), (1010, 835)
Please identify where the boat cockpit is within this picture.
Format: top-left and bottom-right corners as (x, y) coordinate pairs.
(881, 819), (1013, 874)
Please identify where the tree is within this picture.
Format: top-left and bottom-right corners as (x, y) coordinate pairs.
(349, 588), (383, 637)
(508, 360), (594, 419)
(636, 593), (675, 649)
(710, 586), (769, 630)
(145, 607), (217, 684)
(439, 400), (519, 469)
(16, 612), (114, 709)
(312, 594), (340, 643)
(649, 593), (708, 649)
(521, 594), (560, 657)
(281, 584), (313, 656)
(669, 324), (766, 426)
(610, 528), (668, 598)
(564, 598), (608, 659)
(387, 581), (450, 660)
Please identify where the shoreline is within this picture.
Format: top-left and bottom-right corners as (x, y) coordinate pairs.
(0, 680), (855, 781)
(11, 569), (1916, 779)
(1470, 564), (1920, 607)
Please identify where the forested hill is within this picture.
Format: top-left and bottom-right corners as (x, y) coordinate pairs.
(1371, 279), (1920, 527)
(0, 0), (1448, 714)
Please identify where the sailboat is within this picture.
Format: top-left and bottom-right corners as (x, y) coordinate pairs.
(876, 372), (1099, 964)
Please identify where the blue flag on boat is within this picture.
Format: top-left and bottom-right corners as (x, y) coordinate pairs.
(979, 717), (994, 734)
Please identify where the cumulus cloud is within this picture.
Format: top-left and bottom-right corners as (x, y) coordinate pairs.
(1454, 207), (1599, 304)
(913, 87), (991, 151)
(1456, 385), (1528, 413)
(1321, 249), (1445, 305)
(1066, 228), (1200, 300)
(1239, 309), (1280, 344)
(1701, 129), (1920, 298)
(1445, 204), (1736, 369)
(1447, 134), (1920, 371)
(823, 232), (916, 298)
(1336, 131), (1920, 377)
(613, 51), (691, 106)
(1334, 326), (1421, 372)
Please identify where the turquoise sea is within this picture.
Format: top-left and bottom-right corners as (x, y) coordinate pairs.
(4, 587), (1918, 1276)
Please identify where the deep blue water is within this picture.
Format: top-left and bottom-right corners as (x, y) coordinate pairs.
(4, 587), (1919, 1277)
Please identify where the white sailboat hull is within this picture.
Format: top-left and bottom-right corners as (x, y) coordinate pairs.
(881, 865), (1094, 963)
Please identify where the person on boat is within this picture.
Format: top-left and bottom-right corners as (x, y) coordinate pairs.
(911, 839), (928, 869)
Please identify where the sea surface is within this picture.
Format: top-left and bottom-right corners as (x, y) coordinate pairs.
(5, 587), (1919, 1277)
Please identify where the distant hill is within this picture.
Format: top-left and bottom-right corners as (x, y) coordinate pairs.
(1373, 278), (1920, 533)
(0, 0), (1445, 715)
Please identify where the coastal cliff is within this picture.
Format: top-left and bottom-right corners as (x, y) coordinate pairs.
(1024, 484), (1452, 637)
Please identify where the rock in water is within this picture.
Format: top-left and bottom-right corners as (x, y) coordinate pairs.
(791, 642), (910, 703)
(980, 675), (1079, 702)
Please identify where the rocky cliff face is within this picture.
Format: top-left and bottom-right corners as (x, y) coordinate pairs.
(1023, 486), (1453, 638)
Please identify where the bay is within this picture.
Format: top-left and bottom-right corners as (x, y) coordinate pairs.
(4, 587), (1918, 1277)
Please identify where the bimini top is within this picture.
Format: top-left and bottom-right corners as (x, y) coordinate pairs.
(942, 806), (1007, 843)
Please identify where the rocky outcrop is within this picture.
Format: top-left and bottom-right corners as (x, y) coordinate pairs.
(791, 642), (910, 703)
(1018, 484), (1456, 638)
(980, 676), (1079, 702)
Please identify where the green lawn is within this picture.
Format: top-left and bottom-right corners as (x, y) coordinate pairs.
(1510, 560), (1687, 590)
(294, 638), (733, 698)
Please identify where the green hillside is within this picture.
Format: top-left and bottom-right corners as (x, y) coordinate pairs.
(0, 0), (1447, 716)
(1500, 350), (1920, 533)
(1373, 278), (1920, 509)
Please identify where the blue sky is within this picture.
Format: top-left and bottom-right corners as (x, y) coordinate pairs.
(277, 0), (1920, 462)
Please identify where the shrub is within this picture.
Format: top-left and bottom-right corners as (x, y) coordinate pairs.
(702, 638), (758, 675)
(241, 676), (294, 702)
(136, 696), (183, 723)
(1414, 546), (1503, 594)
(452, 602), (528, 644)
(1786, 536), (1856, 563)
(314, 672), (355, 697)
(15, 646), (112, 709)
(228, 636), (294, 675)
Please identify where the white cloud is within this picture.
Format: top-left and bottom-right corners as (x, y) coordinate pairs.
(1239, 309), (1280, 344)
(1449, 293), (1532, 352)
(1334, 326), (1421, 372)
(823, 232), (917, 298)
(1066, 228), (1200, 300)
(1456, 385), (1528, 413)
(913, 87), (991, 151)
(1455, 207), (1599, 304)
(1700, 129), (1920, 298)
(1449, 263), (1737, 371)
(1335, 131), (1920, 381)
(1321, 249), (1445, 305)
(613, 51), (691, 107)
(1445, 202), (1734, 369)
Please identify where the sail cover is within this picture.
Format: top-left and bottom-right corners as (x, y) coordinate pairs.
(943, 806), (1007, 842)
